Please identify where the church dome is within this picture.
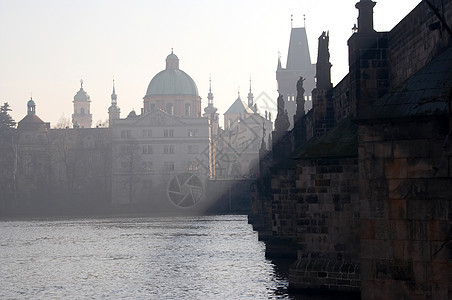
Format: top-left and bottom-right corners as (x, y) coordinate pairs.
(74, 80), (90, 102)
(145, 51), (199, 97)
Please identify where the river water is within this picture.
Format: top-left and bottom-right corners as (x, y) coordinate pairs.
(1, 215), (295, 299)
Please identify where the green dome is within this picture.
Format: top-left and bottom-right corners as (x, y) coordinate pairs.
(146, 69), (199, 97)
(145, 52), (199, 97)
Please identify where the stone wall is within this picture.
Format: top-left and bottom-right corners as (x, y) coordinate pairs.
(359, 117), (452, 299)
(348, 31), (390, 117)
(267, 167), (299, 259)
(289, 156), (360, 293)
(389, 0), (452, 88)
(332, 75), (351, 123)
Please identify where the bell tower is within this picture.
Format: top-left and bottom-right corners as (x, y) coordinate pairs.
(72, 79), (92, 128)
(108, 80), (121, 126)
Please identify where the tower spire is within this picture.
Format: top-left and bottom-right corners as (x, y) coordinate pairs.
(207, 75), (214, 105)
(247, 75), (254, 109)
(111, 79), (117, 104)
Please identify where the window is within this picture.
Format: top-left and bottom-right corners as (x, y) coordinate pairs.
(185, 103), (191, 116)
(188, 161), (198, 171)
(150, 104), (155, 111)
(142, 145), (153, 155)
(164, 129), (174, 137)
(80, 107), (85, 115)
(142, 129), (152, 138)
(188, 145), (198, 154)
(188, 129), (198, 137)
(144, 161), (153, 171)
(164, 145), (174, 154)
(121, 130), (131, 139)
(164, 161), (175, 172)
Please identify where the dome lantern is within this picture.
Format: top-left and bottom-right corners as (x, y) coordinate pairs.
(166, 49), (180, 70)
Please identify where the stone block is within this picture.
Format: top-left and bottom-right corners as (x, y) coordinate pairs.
(391, 220), (410, 240)
(409, 220), (427, 241)
(361, 240), (393, 260)
(392, 240), (405, 259)
(407, 199), (429, 220)
(374, 219), (391, 240)
(412, 261), (427, 283)
(389, 199), (407, 219)
(427, 179), (452, 202)
(449, 156), (452, 177)
(427, 220), (450, 241)
(405, 240), (431, 261)
(374, 141), (393, 158)
(428, 262), (452, 284)
(407, 157), (434, 178)
(431, 283), (449, 300)
(385, 158), (407, 178)
(394, 139), (428, 158)
(361, 219), (375, 239)
(359, 125), (384, 142)
(375, 259), (414, 281)
(431, 241), (451, 262)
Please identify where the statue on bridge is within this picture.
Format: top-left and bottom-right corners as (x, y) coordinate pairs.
(275, 94), (290, 131)
(296, 76), (306, 117)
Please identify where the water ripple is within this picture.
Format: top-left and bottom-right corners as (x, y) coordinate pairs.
(0, 215), (293, 299)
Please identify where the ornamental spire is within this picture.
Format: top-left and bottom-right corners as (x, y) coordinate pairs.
(207, 75), (214, 105)
(247, 76), (254, 109)
(111, 79), (117, 104)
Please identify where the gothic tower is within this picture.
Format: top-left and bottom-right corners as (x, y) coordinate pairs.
(72, 80), (92, 128)
(276, 25), (316, 129)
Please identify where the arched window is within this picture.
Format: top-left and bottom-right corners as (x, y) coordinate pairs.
(80, 107), (85, 115)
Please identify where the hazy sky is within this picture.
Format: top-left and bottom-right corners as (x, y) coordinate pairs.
(1, 0), (420, 127)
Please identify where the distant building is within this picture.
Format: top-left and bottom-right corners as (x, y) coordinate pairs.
(11, 100), (110, 212)
(4, 51), (272, 213)
(219, 82), (273, 179)
(110, 52), (210, 209)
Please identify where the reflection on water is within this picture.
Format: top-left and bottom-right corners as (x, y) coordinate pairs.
(1, 215), (293, 299)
